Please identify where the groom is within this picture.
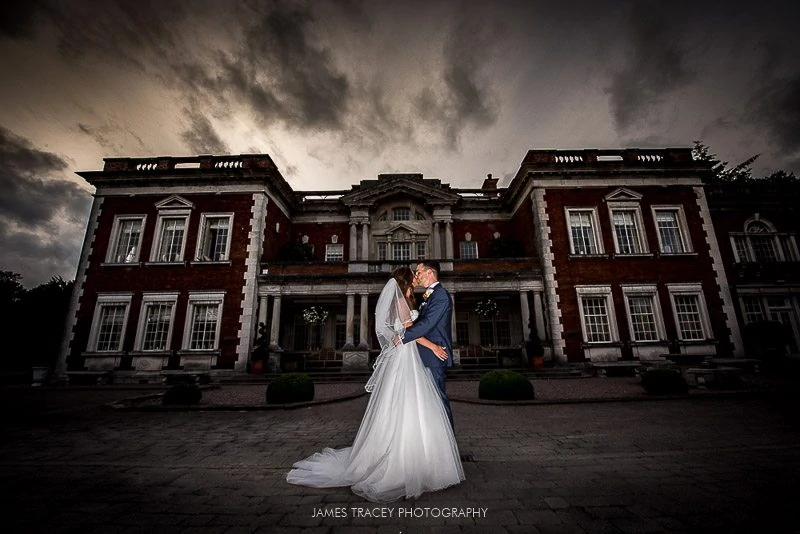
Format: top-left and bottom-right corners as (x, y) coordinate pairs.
(402, 260), (454, 429)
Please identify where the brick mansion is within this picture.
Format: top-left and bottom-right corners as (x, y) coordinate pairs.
(56, 148), (800, 381)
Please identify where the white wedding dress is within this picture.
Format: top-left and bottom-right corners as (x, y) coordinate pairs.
(286, 279), (464, 503)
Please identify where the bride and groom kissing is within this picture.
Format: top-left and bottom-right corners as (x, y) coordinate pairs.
(287, 260), (465, 502)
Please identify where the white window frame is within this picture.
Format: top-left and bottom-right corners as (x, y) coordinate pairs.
(575, 285), (618, 344)
(182, 291), (225, 351)
(392, 242), (411, 261)
(150, 209), (190, 263)
(621, 285), (666, 342)
(566, 208), (604, 255)
(325, 243), (344, 262)
(106, 215), (146, 264)
(194, 213), (233, 262)
(608, 203), (648, 255)
(87, 293), (133, 353)
(133, 292), (179, 352)
(667, 283), (711, 341)
(652, 206), (692, 254)
(460, 241), (479, 259)
(729, 217), (799, 263)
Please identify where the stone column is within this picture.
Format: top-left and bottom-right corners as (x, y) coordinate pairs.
(433, 222), (440, 259)
(520, 290), (531, 342)
(358, 293), (369, 349)
(445, 221), (454, 259)
(257, 295), (268, 330)
(533, 291), (546, 341)
(349, 223), (358, 261)
(361, 222), (370, 261)
(269, 295), (282, 351)
(344, 293), (355, 349)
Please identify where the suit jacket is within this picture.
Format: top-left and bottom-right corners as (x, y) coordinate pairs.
(402, 283), (454, 368)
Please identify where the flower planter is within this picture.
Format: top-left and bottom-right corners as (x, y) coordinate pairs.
(31, 366), (49, 387)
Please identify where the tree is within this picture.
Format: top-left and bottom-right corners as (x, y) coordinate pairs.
(0, 271), (24, 309)
(692, 140), (759, 183)
(18, 276), (74, 367)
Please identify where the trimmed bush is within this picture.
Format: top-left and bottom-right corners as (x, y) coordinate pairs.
(162, 383), (203, 405)
(478, 370), (535, 401)
(640, 367), (688, 395)
(266, 372), (315, 404)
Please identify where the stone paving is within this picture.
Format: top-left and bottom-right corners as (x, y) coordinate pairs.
(1, 379), (800, 533)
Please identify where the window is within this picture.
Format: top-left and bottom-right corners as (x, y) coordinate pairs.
(739, 295), (800, 354)
(667, 284), (710, 341)
(183, 292), (224, 351)
(610, 209), (645, 254)
(393, 207), (410, 221)
(416, 242), (426, 259)
(576, 286), (617, 343)
(134, 293), (178, 352)
(106, 216), (145, 263)
(622, 285), (665, 342)
(460, 241), (478, 259)
(378, 242), (387, 261)
(152, 216), (188, 262)
(741, 297), (765, 324)
(196, 214), (232, 262)
(88, 294), (132, 352)
(567, 209), (602, 255)
(730, 218), (798, 263)
(653, 207), (691, 254)
(479, 310), (511, 346)
(335, 314), (360, 348)
(325, 244), (344, 262)
(455, 311), (470, 345)
(392, 242), (411, 261)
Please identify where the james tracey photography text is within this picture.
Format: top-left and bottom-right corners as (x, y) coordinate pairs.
(312, 507), (489, 519)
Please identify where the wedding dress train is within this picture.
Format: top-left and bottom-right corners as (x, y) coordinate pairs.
(286, 279), (464, 503)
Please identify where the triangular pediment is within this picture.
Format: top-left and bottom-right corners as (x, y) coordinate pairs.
(604, 187), (642, 202)
(155, 195), (194, 210)
(341, 174), (459, 206)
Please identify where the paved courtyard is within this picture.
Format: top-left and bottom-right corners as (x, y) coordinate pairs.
(2, 385), (800, 533)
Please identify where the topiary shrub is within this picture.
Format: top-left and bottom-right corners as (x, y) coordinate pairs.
(478, 370), (535, 401)
(640, 367), (688, 395)
(266, 372), (315, 404)
(162, 383), (203, 405)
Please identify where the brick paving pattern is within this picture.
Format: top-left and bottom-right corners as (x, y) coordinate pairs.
(1, 377), (799, 533)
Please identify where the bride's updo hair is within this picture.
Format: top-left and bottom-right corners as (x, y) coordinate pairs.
(391, 266), (416, 309)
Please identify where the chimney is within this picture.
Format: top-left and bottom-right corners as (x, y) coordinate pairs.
(481, 173), (499, 196)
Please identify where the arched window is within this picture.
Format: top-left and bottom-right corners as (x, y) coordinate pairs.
(731, 217), (798, 263)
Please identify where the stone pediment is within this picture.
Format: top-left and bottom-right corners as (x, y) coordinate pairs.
(341, 174), (459, 206)
(604, 187), (642, 202)
(155, 195), (194, 210)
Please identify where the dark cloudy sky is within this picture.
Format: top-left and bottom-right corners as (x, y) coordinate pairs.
(2, 0), (799, 286)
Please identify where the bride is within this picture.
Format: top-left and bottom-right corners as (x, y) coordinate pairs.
(286, 267), (465, 503)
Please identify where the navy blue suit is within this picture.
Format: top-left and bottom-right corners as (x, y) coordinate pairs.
(402, 283), (454, 429)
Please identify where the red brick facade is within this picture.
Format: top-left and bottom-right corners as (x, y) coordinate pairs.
(57, 149), (760, 381)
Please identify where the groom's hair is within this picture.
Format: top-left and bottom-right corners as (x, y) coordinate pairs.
(418, 260), (440, 279)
